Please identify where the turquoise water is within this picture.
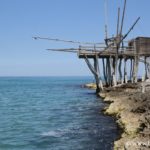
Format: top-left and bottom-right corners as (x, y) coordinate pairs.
(0, 77), (119, 150)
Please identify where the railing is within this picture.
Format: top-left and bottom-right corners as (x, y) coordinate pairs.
(78, 44), (136, 56)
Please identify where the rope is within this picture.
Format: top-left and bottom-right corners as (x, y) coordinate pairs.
(33, 36), (103, 45)
(47, 49), (78, 53)
(104, 0), (109, 38)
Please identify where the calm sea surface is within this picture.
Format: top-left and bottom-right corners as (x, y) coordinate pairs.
(0, 77), (119, 150)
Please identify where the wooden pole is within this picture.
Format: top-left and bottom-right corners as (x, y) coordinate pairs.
(96, 54), (103, 90)
(133, 40), (139, 83)
(133, 56), (139, 83)
(144, 56), (147, 80)
(124, 58), (128, 83)
(118, 58), (123, 84)
(131, 58), (135, 83)
(147, 57), (150, 79)
(106, 57), (111, 86)
(94, 56), (103, 93)
(114, 0), (127, 86)
(109, 57), (114, 86)
(120, 0), (126, 37)
(130, 58), (133, 82)
(84, 55), (103, 93)
(112, 57), (117, 86)
(116, 7), (120, 36)
(94, 57), (101, 93)
(102, 58), (108, 86)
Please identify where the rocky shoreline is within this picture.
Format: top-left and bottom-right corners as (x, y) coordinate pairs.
(85, 82), (150, 150)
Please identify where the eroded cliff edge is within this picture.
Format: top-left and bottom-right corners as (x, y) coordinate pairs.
(99, 82), (150, 150)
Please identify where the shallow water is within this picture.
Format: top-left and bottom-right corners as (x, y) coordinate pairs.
(0, 77), (119, 150)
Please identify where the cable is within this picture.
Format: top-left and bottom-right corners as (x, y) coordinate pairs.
(33, 36), (104, 45)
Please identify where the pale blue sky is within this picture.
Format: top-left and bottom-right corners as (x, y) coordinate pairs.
(0, 0), (149, 76)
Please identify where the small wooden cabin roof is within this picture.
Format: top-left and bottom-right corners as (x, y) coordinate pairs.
(128, 36), (150, 55)
(135, 37), (150, 40)
(129, 37), (150, 43)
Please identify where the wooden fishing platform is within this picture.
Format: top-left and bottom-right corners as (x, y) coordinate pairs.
(78, 37), (150, 59)
(78, 49), (135, 59)
(34, 0), (150, 93)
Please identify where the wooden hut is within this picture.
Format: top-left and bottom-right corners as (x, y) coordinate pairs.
(128, 37), (150, 55)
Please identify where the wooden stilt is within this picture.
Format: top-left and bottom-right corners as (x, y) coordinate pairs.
(144, 56), (147, 80)
(130, 58), (133, 81)
(147, 57), (150, 79)
(95, 54), (103, 91)
(124, 58), (128, 83)
(110, 57), (114, 86)
(102, 58), (108, 86)
(106, 57), (112, 86)
(133, 40), (139, 83)
(133, 56), (139, 83)
(118, 58), (123, 84)
(94, 56), (103, 93)
(84, 55), (103, 93)
(131, 58), (134, 83)
(112, 57), (117, 86)
(106, 58), (108, 84)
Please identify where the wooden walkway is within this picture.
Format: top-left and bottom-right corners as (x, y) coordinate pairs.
(78, 48), (150, 59)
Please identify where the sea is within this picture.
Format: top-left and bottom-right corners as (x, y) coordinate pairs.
(0, 77), (119, 150)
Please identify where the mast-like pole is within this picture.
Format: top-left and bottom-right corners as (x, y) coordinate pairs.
(104, 0), (108, 39)
(119, 0), (127, 38)
(116, 7), (120, 37)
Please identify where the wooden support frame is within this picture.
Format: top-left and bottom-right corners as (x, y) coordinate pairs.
(84, 55), (103, 93)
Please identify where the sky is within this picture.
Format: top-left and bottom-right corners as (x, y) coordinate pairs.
(0, 0), (150, 76)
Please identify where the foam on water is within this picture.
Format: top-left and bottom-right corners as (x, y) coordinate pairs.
(41, 131), (62, 138)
